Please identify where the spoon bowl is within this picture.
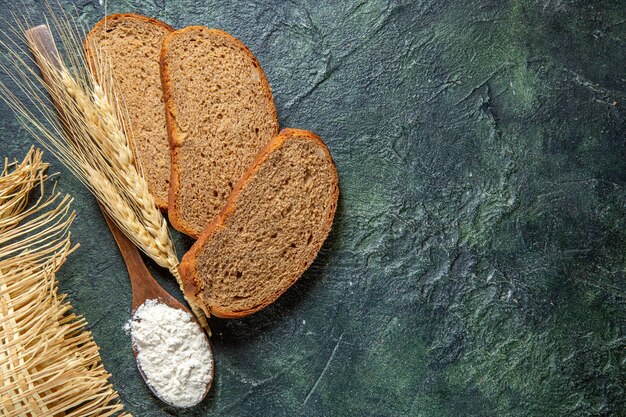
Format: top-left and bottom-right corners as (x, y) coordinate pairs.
(132, 316), (213, 408)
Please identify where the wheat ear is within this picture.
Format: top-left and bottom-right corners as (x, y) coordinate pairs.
(0, 12), (208, 327)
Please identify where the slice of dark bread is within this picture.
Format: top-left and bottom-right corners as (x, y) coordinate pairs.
(85, 14), (174, 209)
(161, 26), (279, 238)
(179, 129), (338, 318)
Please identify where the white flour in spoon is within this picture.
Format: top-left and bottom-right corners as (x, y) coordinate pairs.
(129, 299), (213, 408)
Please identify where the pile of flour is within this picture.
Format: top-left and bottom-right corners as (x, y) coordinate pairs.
(129, 299), (213, 408)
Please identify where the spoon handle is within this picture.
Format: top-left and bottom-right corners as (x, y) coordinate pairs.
(100, 206), (179, 311)
(26, 23), (194, 321)
(101, 210), (145, 278)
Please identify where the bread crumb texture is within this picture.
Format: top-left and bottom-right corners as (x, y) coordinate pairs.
(191, 132), (337, 315)
(87, 15), (173, 208)
(165, 27), (278, 236)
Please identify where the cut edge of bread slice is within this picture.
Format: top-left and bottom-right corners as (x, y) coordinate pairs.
(179, 128), (339, 318)
(85, 13), (175, 209)
(161, 26), (279, 238)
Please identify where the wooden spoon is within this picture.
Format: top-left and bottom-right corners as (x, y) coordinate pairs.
(101, 209), (213, 407)
(23, 23), (212, 408)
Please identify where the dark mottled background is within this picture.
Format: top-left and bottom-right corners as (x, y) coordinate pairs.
(1, 0), (625, 416)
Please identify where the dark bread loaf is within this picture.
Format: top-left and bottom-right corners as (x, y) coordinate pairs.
(85, 14), (174, 209)
(161, 26), (278, 238)
(180, 129), (338, 318)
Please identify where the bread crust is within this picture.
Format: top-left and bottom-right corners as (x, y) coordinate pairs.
(161, 26), (279, 238)
(86, 13), (175, 40)
(85, 14), (174, 210)
(179, 128), (339, 319)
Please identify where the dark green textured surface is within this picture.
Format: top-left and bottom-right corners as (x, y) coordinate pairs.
(1, 0), (625, 416)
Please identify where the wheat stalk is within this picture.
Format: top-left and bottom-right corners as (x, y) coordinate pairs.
(0, 7), (207, 328)
(0, 147), (131, 417)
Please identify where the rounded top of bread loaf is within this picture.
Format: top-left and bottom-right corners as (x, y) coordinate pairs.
(87, 13), (175, 38)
